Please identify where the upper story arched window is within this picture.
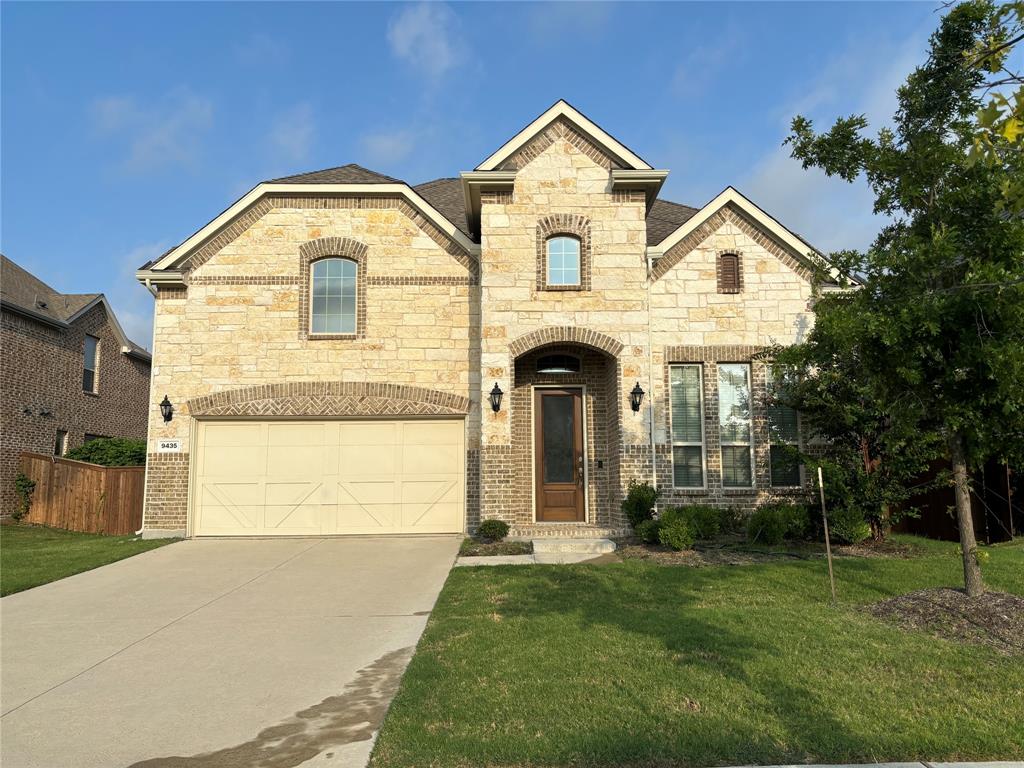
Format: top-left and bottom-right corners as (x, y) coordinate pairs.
(546, 235), (581, 287)
(310, 257), (357, 335)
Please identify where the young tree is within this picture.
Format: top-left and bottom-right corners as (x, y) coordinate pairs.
(783, 0), (1024, 596)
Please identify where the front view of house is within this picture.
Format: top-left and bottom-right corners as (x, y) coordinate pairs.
(137, 100), (843, 538)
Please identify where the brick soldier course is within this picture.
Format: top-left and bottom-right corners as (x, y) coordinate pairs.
(136, 100), (849, 536)
(1, 256), (151, 516)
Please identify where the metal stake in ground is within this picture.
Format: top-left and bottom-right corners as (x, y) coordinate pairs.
(818, 465), (837, 602)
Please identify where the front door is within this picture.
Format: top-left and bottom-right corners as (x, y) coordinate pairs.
(534, 388), (585, 522)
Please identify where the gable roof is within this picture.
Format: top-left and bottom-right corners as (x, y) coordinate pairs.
(1, 255), (151, 360)
(475, 99), (654, 172)
(269, 163), (401, 185)
(646, 199), (700, 247)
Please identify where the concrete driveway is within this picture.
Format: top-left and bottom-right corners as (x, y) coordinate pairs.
(1, 536), (459, 768)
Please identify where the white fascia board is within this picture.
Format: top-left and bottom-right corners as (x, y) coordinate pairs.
(149, 183), (478, 272)
(475, 100), (653, 172)
(647, 186), (846, 283)
(66, 295), (152, 360)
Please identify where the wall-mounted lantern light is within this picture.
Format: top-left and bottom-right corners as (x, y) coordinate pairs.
(160, 395), (174, 423)
(488, 383), (504, 413)
(629, 382), (645, 413)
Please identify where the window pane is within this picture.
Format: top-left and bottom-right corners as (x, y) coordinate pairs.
(340, 259), (356, 278)
(312, 260), (330, 279)
(547, 236), (580, 285)
(324, 314), (342, 333)
(670, 366), (702, 443)
(83, 335), (98, 370)
(83, 369), (95, 392)
(718, 364), (751, 443)
(673, 446), (703, 487)
(721, 446), (752, 487)
(312, 278), (329, 297)
(312, 314), (327, 334)
(542, 395), (575, 483)
(768, 403), (799, 444)
(311, 259), (357, 334)
(770, 445), (802, 486)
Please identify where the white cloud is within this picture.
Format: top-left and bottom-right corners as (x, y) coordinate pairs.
(740, 27), (930, 253)
(527, 2), (612, 43)
(269, 102), (316, 162)
(91, 87), (214, 174)
(360, 129), (416, 166)
(387, 3), (464, 82)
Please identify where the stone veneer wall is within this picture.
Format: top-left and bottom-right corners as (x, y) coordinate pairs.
(1, 303), (150, 516)
(143, 198), (478, 530)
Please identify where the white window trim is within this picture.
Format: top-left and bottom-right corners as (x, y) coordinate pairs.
(546, 236), (581, 287)
(668, 363), (707, 489)
(309, 257), (358, 337)
(718, 362), (755, 489)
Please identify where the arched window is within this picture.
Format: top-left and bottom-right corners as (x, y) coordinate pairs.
(546, 236), (581, 287)
(310, 257), (357, 334)
(718, 253), (742, 294)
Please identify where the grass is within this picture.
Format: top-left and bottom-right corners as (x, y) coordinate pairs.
(371, 535), (1024, 767)
(459, 537), (533, 557)
(0, 524), (176, 596)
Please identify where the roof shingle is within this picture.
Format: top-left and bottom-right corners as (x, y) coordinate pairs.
(268, 163), (401, 185)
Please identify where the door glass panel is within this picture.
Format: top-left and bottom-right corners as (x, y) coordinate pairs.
(542, 395), (575, 483)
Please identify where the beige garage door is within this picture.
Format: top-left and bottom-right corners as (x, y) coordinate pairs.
(192, 419), (464, 536)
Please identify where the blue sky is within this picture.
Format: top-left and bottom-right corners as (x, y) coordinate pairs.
(3, 1), (941, 348)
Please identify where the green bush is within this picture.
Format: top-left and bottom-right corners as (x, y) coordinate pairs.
(657, 509), (695, 551)
(13, 473), (35, 522)
(634, 518), (661, 544)
(747, 503), (809, 545)
(828, 506), (871, 544)
(681, 505), (721, 540)
(621, 480), (660, 528)
(65, 438), (146, 467)
(719, 506), (747, 535)
(477, 519), (510, 541)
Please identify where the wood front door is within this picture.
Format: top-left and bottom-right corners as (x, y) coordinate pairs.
(534, 388), (585, 522)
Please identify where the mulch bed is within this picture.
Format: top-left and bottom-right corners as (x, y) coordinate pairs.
(458, 538), (533, 557)
(616, 536), (926, 567)
(867, 587), (1024, 655)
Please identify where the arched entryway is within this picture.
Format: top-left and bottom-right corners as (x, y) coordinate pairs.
(509, 339), (622, 528)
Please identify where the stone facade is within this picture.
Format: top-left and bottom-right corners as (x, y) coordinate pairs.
(140, 104), (826, 535)
(1, 303), (151, 515)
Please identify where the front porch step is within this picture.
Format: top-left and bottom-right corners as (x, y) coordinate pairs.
(508, 525), (630, 539)
(531, 538), (617, 555)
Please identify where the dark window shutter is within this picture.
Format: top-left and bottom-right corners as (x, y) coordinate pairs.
(719, 254), (740, 293)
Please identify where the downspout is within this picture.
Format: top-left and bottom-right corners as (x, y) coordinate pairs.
(646, 253), (658, 508)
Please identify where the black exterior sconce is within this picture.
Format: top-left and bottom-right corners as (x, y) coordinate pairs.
(630, 382), (645, 413)
(160, 395), (174, 423)
(489, 383), (504, 413)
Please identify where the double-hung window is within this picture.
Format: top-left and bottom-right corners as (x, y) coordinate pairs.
(310, 258), (357, 335)
(718, 363), (753, 487)
(767, 367), (802, 486)
(669, 364), (705, 487)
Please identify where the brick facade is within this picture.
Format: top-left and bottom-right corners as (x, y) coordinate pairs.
(1, 303), (151, 515)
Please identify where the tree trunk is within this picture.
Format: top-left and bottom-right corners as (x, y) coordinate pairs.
(949, 433), (984, 597)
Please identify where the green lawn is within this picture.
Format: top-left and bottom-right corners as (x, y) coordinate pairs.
(0, 524), (176, 596)
(371, 536), (1024, 767)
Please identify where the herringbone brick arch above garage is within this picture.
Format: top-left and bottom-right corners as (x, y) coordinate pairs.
(187, 382), (471, 418)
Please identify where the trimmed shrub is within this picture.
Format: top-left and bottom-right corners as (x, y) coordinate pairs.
(477, 519), (510, 542)
(621, 480), (660, 528)
(65, 437), (145, 467)
(828, 507), (871, 544)
(747, 506), (787, 545)
(682, 505), (721, 540)
(657, 508), (695, 551)
(719, 506), (747, 535)
(635, 518), (661, 545)
(747, 503), (811, 545)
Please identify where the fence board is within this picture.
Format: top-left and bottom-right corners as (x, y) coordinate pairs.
(18, 453), (145, 535)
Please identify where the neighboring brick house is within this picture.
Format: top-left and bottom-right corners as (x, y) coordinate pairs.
(136, 101), (850, 538)
(1, 255), (152, 515)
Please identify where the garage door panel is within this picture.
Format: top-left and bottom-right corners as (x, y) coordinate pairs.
(193, 419), (463, 536)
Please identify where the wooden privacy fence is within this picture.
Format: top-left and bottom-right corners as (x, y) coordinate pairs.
(18, 452), (145, 535)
